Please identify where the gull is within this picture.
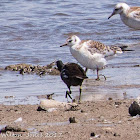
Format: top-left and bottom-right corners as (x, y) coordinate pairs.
(108, 3), (140, 29)
(60, 35), (123, 80)
(56, 60), (88, 101)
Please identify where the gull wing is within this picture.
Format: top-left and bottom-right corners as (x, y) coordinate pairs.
(129, 7), (140, 20)
(86, 40), (114, 57)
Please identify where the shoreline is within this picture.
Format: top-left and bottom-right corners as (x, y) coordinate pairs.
(0, 98), (139, 140)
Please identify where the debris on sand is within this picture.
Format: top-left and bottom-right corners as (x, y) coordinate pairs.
(65, 104), (80, 111)
(69, 117), (77, 123)
(5, 62), (60, 76)
(90, 132), (95, 137)
(0, 125), (27, 133)
(37, 93), (54, 100)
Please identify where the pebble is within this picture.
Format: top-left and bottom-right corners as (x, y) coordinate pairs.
(14, 117), (22, 123)
(47, 108), (57, 112)
(108, 97), (113, 100)
(69, 117), (77, 123)
(129, 101), (140, 116)
(90, 132), (95, 137)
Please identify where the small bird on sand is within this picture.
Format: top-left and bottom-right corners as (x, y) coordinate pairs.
(60, 35), (122, 80)
(56, 60), (88, 101)
(108, 3), (140, 29)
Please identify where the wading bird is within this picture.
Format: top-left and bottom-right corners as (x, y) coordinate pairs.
(56, 60), (88, 101)
(60, 35), (122, 80)
(108, 3), (140, 29)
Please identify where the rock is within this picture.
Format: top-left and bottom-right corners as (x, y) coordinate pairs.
(37, 106), (47, 111)
(65, 104), (80, 111)
(69, 117), (77, 123)
(1, 125), (27, 133)
(47, 108), (57, 112)
(47, 93), (54, 99)
(113, 133), (120, 137)
(38, 100), (78, 112)
(5, 96), (15, 98)
(90, 132), (95, 137)
(14, 117), (22, 123)
(115, 101), (121, 106)
(36, 93), (54, 99)
(5, 62), (60, 76)
(133, 65), (140, 67)
(108, 97), (113, 100)
(40, 100), (67, 108)
(40, 99), (77, 108)
(46, 68), (60, 75)
(129, 101), (140, 116)
(37, 106), (57, 112)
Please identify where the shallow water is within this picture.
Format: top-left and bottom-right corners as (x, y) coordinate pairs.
(0, 0), (140, 104)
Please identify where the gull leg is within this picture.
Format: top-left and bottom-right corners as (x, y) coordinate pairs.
(95, 68), (106, 81)
(95, 68), (100, 81)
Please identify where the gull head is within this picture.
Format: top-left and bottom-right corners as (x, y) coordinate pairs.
(60, 35), (81, 47)
(108, 3), (130, 19)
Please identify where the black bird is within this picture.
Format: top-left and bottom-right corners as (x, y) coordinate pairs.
(56, 60), (88, 101)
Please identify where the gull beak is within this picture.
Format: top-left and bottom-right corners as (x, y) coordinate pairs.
(60, 43), (68, 47)
(108, 12), (115, 19)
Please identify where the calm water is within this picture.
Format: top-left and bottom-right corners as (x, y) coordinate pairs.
(0, 0), (140, 104)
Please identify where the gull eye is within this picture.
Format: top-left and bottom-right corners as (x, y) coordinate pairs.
(115, 8), (118, 11)
(69, 40), (72, 42)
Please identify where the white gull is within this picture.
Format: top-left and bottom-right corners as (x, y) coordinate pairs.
(60, 35), (123, 80)
(108, 3), (140, 29)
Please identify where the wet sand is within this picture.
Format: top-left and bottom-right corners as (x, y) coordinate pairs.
(0, 99), (139, 140)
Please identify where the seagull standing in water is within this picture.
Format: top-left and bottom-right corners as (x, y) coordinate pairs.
(60, 35), (123, 80)
(108, 3), (140, 29)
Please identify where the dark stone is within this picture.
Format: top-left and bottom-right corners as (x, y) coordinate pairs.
(66, 104), (80, 111)
(90, 132), (95, 137)
(1, 125), (27, 133)
(129, 101), (140, 116)
(108, 97), (112, 100)
(69, 117), (77, 123)
(47, 93), (54, 99)
(37, 106), (47, 111)
(19, 68), (24, 75)
(113, 133), (120, 137)
(115, 102), (121, 105)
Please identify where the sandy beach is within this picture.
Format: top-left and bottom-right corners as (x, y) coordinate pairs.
(0, 99), (139, 140)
